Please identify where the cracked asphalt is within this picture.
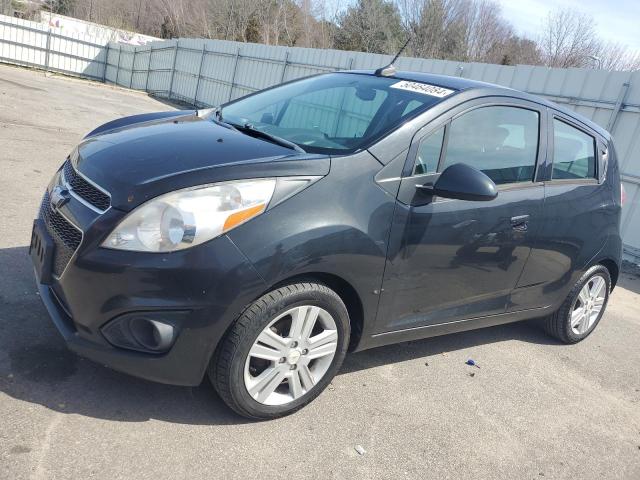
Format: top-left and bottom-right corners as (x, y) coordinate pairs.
(1, 64), (640, 479)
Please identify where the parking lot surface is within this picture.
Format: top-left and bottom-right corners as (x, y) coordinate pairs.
(1, 64), (640, 479)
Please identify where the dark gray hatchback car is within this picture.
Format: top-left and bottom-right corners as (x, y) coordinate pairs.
(32, 70), (622, 418)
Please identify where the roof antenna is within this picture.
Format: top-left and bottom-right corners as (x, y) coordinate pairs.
(375, 35), (412, 77)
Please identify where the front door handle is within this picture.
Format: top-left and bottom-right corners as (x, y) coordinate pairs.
(510, 214), (530, 232)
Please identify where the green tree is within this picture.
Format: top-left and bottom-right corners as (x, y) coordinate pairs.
(334, 0), (405, 54)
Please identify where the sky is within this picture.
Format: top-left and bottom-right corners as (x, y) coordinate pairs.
(494, 0), (640, 50)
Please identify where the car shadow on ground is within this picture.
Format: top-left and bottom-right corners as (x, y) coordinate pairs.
(618, 261), (640, 295)
(1, 245), (560, 426)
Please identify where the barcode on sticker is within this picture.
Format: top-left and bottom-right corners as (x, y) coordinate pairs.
(390, 81), (454, 98)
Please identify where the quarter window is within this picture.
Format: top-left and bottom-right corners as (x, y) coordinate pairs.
(441, 106), (539, 185)
(414, 127), (445, 175)
(552, 119), (596, 179)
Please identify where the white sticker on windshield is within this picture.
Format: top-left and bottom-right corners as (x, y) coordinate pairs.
(390, 81), (454, 98)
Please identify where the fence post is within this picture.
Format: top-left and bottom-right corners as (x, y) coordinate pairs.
(607, 81), (630, 132)
(44, 27), (52, 73)
(145, 45), (153, 92)
(115, 46), (122, 86)
(228, 47), (240, 101)
(102, 43), (109, 83)
(129, 48), (137, 88)
(280, 51), (289, 82)
(167, 40), (179, 100)
(194, 44), (206, 108)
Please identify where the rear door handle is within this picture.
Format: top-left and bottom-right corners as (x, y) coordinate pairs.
(510, 215), (530, 231)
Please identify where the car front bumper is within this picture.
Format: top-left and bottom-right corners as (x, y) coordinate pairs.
(33, 170), (267, 386)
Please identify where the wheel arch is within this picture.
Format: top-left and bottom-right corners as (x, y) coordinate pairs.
(267, 272), (365, 351)
(598, 258), (619, 290)
(210, 270), (366, 371)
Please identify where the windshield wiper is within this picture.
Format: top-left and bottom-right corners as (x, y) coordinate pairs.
(227, 121), (306, 153)
(200, 107), (305, 153)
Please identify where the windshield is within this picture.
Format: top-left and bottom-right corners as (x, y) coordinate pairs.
(220, 73), (455, 154)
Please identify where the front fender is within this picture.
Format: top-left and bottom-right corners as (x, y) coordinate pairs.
(227, 152), (393, 346)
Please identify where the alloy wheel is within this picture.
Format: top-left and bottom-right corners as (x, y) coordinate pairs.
(243, 305), (338, 406)
(570, 274), (607, 335)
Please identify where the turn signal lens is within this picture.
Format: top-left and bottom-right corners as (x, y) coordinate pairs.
(223, 203), (266, 232)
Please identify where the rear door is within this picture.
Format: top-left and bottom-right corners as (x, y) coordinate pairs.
(374, 97), (547, 334)
(511, 111), (612, 310)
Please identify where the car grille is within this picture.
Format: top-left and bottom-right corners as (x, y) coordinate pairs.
(62, 159), (110, 211)
(40, 191), (82, 276)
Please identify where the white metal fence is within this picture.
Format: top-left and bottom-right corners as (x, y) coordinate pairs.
(0, 14), (109, 80)
(2, 13), (640, 259)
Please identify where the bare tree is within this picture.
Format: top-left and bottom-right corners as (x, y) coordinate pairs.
(1, 0), (10, 15)
(496, 36), (541, 66)
(539, 8), (600, 68)
(464, 0), (514, 63)
(596, 42), (640, 71)
(34, 0), (639, 71)
(401, 0), (522, 63)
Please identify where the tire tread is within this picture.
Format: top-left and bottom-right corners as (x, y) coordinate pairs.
(544, 264), (611, 344)
(210, 282), (347, 419)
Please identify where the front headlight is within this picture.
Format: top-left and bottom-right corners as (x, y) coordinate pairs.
(102, 179), (276, 252)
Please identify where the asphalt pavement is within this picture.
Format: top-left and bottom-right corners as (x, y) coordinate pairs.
(1, 64), (639, 479)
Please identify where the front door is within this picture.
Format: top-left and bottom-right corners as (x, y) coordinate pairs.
(375, 100), (547, 334)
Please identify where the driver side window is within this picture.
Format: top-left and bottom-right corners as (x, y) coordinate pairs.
(441, 106), (540, 185)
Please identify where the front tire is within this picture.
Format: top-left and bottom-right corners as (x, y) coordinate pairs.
(544, 265), (611, 344)
(210, 282), (350, 419)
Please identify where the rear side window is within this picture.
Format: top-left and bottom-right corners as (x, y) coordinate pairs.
(441, 106), (539, 185)
(552, 119), (596, 179)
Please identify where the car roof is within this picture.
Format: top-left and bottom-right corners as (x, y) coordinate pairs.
(342, 70), (610, 140)
(349, 69), (496, 91)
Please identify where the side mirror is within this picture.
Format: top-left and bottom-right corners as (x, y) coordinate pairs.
(420, 163), (498, 201)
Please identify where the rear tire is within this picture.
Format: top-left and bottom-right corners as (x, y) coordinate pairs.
(210, 282), (350, 420)
(544, 265), (611, 344)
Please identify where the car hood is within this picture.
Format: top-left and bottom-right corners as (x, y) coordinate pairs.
(75, 113), (328, 211)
